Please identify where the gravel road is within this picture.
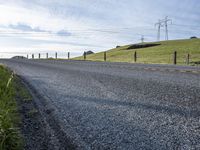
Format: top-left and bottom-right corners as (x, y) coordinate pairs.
(1, 59), (200, 150)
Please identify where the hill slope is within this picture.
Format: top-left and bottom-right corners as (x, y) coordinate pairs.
(74, 39), (200, 65)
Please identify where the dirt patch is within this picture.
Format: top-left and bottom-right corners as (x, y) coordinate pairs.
(15, 77), (54, 149)
(15, 76), (77, 150)
(191, 61), (200, 65)
(127, 43), (161, 50)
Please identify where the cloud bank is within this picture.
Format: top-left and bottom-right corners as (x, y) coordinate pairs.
(0, 0), (199, 58)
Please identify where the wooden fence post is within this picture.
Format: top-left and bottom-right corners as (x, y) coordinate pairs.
(68, 52), (70, 59)
(134, 51), (137, 62)
(186, 53), (190, 65)
(104, 52), (107, 61)
(173, 51), (177, 65)
(84, 52), (86, 60)
(55, 52), (57, 59)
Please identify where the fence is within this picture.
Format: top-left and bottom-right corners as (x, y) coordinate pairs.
(78, 50), (200, 66)
(0, 51), (199, 66)
(0, 52), (77, 60)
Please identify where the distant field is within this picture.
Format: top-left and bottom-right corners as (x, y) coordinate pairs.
(74, 39), (200, 65)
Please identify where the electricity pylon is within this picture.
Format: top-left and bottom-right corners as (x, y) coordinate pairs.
(155, 19), (163, 41)
(141, 35), (144, 43)
(163, 16), (172, 40)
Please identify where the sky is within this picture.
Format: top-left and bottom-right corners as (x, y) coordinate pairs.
(0, 0), (199, 58)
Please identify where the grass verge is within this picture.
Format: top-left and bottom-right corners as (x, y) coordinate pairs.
(0, 65), (30, 150)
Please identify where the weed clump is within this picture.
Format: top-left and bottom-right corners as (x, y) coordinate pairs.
(0, 66), (22, 150)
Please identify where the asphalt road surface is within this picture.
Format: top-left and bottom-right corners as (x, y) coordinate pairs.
(1, 59), (200, 150)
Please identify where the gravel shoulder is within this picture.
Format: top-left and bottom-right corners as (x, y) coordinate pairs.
(1, 59), (200, 150)
(16, 76), (78, 150)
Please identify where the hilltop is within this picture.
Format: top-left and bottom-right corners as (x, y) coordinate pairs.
(74, 38), (200, 65)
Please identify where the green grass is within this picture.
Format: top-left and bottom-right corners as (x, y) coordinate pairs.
(0, 65), (22, 150)
(74, 38), (200, 65)
(14, 79), (32, 103)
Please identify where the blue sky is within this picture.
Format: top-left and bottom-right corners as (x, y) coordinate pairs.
(0, 0), (199, 58)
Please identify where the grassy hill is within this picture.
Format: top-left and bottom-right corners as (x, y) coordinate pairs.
(74, 38), (200, 65)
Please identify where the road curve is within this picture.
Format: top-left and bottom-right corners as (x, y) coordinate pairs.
(1, 59), (200, 150)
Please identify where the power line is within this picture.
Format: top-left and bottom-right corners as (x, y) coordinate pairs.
(0, 21), (198, 40)
(171, 24), (200, 28)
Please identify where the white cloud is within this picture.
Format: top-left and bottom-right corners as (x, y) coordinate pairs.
(0, 0), (199, 58)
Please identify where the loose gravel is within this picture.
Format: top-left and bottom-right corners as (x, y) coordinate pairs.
(0, 59), (200, 150)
